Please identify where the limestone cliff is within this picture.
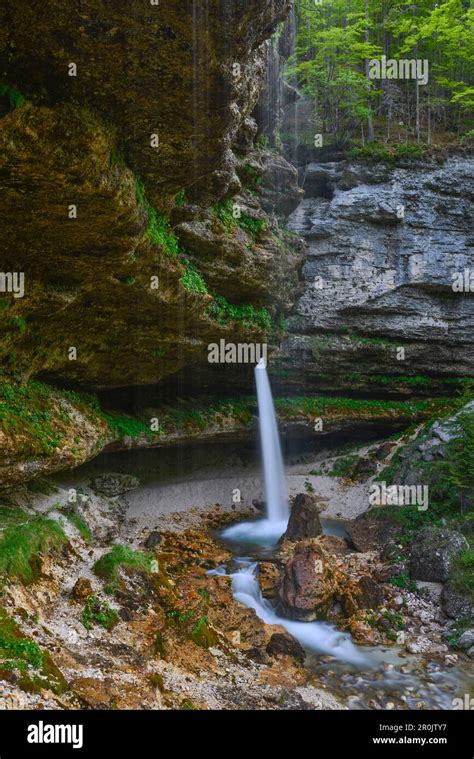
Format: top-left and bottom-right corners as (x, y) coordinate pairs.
(273, 156), (474, 397)
(0, 0), (303, 391)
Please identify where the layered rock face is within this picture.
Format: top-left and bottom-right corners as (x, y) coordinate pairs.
(0, 0), (291, 206)
(273, 157), (474, 396)
(0, 1), (305, 390)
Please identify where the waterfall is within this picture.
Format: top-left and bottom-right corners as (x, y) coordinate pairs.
(222, 360), (289, 544)
(255, 360), (289, 523)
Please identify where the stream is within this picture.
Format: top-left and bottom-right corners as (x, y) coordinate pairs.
(212, 518), (472, 711)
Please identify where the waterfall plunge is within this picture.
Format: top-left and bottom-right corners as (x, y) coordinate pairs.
(255, 360), (289, 523)
(222, 360), (289, 545)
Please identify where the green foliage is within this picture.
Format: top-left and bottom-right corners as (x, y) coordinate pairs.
(174, 189), (187, 207)
(374, 402), (474, 542)
(212, 199), (267, 238)
(103, 412), (156, 439)
(0, 83), (25, 109)
(291, 0), (474, 148)
(460, 128), (474, 144)
(81, 595), (119, 631)
(0, 608), (43, 671)
(445, 411), (474, 512)
(273, 395), (447, 421)
(210, 295), (272, 332)
(94, 545), (154, 583)
(445, 617), (472, 648)
(190, 615), (217, 649)
(135, 178), (179, 256)
(180, 698), (197, 710)
(389, 574), (417, 591)
(180, 259), (209, 295)
(0, 381), (64, 454)
(344, 372), (469, 392)
(349, 143), (426, 162)
(0, 380), (106, 457)
(65, 511), (92, 543)
(329, 454), (360, 478)
(11, 316), (27, 333)
(449, 548), (474, 602)
(0, 509), (68, 584)
(0, 607), (66, 693)
(238, 214), (267, 237)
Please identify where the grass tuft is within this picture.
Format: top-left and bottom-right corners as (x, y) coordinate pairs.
(0, 509), (68, 584)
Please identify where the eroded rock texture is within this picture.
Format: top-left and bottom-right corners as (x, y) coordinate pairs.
(1, 0), (291, 206)
(0, 1), (305, 390)
(273, 157), (474, 396)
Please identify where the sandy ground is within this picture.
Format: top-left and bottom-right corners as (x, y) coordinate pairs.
(49, 441), (377, 534)
(124, 440), (377, 525)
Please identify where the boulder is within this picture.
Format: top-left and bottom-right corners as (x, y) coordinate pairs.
(90, 473), (140, 497)
(278, 542), (337, 621)
(410, 527), (468, 583)
(406, 636), (439, 655)
(346, 517), (398, 553)
(144, 531), (161, 549)
(441, 583), (474, 621)
(281, 493), (323, 542)
(341, 575), (384, 617)
(458, 630), (474, 650)
(266, 631), (305, 662)
(258, 561), (280, 601)
(71, 577), (93, 602)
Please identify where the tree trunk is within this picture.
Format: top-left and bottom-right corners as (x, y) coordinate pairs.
(365, 0), (375, 143)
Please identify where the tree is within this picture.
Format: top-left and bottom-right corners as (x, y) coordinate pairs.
(289, 0), (474, 147)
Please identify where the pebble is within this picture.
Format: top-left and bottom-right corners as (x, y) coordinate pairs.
(444, 654), (458, 666)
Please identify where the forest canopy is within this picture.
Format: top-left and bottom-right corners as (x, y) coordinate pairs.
(290, 0), (474, 149)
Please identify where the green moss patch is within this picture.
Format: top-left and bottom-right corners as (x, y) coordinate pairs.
(449, 549), (474, 603)
(0, 509), (68, 584)
(102, 412), (155, 439)
(0, 379), (105, 458)
(0, 83), (25, 109)
(135, 178), (179, 256)
(180, 259), (209, 295)
(81, 595), (119, 631)
(0, 606), (67, 693)
(273, 395), (449, 422)
(94, 545), (154, 584)
(212, 199), (267, 238)
(210, 295), (272, 332)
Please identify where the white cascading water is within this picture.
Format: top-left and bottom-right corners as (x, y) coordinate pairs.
(254, 359), (289, 523)
(222, 359), (289, 543)
(210, 560), (371, 668)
